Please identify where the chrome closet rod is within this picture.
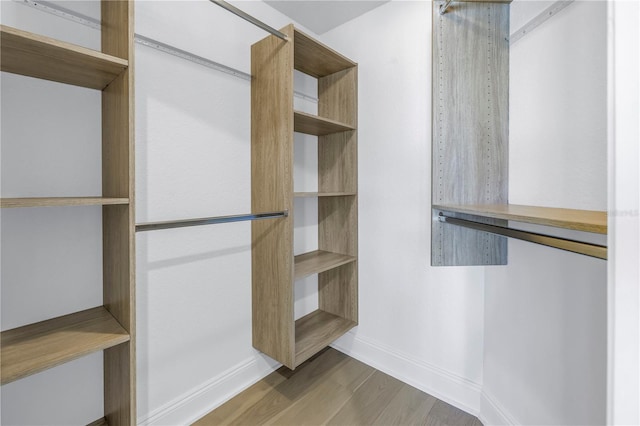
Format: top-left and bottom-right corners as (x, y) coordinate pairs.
(136, 210), (288, 232)
(438, 214), (607, 260)
(209, 0), (288, 41)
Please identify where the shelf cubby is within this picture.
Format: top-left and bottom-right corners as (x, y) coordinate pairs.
(294, 250), (357, 280)
(294, 309), (357, 367)
(1, 307), (130, 385)
(0, 24), (128, 90)
(294, 110), (355, 136)
(0, 197), (130, 208)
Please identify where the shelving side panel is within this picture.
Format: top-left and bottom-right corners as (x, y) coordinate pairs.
(102, 1), (135, 424)
(431, 2), (509, 266)
(251, 25), (296, 369)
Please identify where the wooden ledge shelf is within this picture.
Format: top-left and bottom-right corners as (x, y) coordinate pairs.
(294, 192), (356, 198)
(0, 25), (128, 90)
(294, 111), (355, 136)
(434, 204), (607, 234)
(293, 28), (356, 78)
(294, 310), (356, 367)
(1, 306), (130, 385)
(0, 197), (130, 208)
(294, 250), (357, 280)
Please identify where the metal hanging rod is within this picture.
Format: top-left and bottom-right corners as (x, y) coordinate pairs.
(136, 210), (288, 232)
(510, 0), (574, 45)
(209, 0), (288, 41)
(13, 0), (317, 102)
(440, 0), (454, 15)
(439, 214), (607, 260)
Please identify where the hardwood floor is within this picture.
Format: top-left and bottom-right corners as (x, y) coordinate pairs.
(193, 348), (482, 426)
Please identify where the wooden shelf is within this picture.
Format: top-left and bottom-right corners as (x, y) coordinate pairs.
(294, 111), (355, 136)
(0, 197), (130, 208)
(294, 310), (356, 367)
(293, 28), (356, 78)
(1, 306), (130, 385)
(434, 204), (607, 234)
(0, 25), (128, 90)
(294, 192), (356, 198)
(294, 250), (357, 280)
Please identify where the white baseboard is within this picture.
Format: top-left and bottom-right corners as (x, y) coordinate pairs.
(479, 389), (519, 426)
(138, 355), (280, 426)
(331, 331), (483, 417)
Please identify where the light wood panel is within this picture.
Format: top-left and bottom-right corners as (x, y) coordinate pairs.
(294, 310), (356, 367)
(251, 25), (296, 369)
(294, 110), (355, 136)
(293, 28), (356, 78)
(87, 418), (108, 426)
(0, 307), (129, 385)
(101, 1), (135, 424)
(435, 204), (607, 234)
(0, 197), (129, 208)
(294, 192), (356, 197)
(0, 25), (127, 90)
(432, 1), (510, 266)
(294, 250), (357, 280)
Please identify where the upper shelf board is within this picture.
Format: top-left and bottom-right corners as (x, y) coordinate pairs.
(434, 204), (607, 234)
(294, 111), (355, 136)
(0, 25), (128, 90)
(293, 28), (356, 78)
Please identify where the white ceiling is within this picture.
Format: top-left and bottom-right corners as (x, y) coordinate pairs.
(265, 1), (389, 35)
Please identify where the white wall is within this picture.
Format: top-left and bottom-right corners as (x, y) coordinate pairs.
(321, 0), (487, 413)
(482, 2), (608, 425)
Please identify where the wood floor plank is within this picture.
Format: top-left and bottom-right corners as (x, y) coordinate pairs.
(224, 349), (350, 425)
(426, 399), (480, 426)
(265, 356), (375, 425)
(327, 370), (405, 425)
(372, 382), (438, 425)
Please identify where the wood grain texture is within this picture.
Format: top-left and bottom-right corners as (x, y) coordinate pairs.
(294, 250), (357, 280)
(251, 25), (296, 369)
(102, 1), (136, 424)
(86, 417), (108, 426)
(294, 192), (356, 197)
(0, 307), (130, 385)
(0, 197), (129, 208)
(294, 110), (355, 136)
(195, 348), (481, 426)
(294, 310), (356, 367)
(0, 25), (127, 90)
(432, 1), (510, 266)
(435, 204), (607, 234)
(319, 261), (358, 322)
(293, 28), (356, 78)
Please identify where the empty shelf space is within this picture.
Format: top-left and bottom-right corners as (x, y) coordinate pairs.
(0, 25), (128, 90)
(434, 204), (607, 234)
(294, 250), (357, 280)
(294, 111), (355, 136)
(1, 306), (130, 385)
(0, 197), (130, 208)
(294, 310), (356, 367)
(294, 29), (356, 78)
(294, 192), (356, 198)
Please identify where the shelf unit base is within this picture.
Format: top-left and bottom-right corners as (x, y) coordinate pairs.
(294, 309), (356, 368)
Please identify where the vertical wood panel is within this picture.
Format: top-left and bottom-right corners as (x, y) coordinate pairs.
(251, 25), (295, 368)
(102, 0), (135, 423)
(432, 2), (509, 266)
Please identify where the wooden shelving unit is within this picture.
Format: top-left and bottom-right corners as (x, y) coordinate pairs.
(434, 204), (607, 234)
(0, 2), (135, 424)
(252, 25), (358, 369)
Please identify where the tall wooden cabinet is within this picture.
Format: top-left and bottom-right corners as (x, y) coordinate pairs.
(0, 1), (135, 423)
(251, 25), (358, 369)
